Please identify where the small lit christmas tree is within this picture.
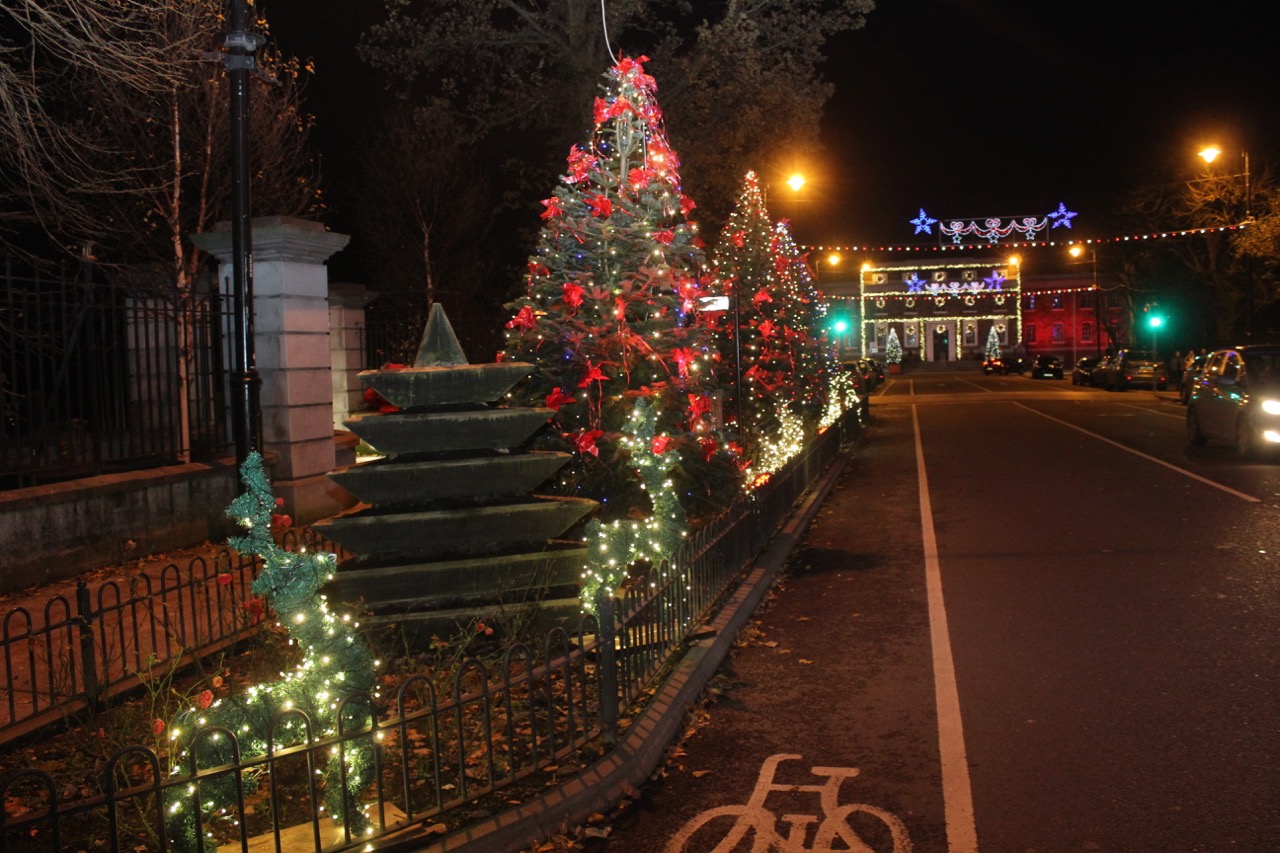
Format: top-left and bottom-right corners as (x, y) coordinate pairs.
(502, 55), (738, 520)
(164, 454), (379, 851)
(986, 325), (1002, 360)
(885, 327), (903, 364)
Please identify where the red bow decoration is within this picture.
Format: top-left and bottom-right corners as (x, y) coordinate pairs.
(562, 281), (586, 310)
(672, 347), (696, 379)
(687, 393), (711, 426)
(653, 229), (675, 245)
(614, 55), (655, 90)
(731, 230), (746, 248)
(628, 167), (648, 190)
(678, 280), (700, 313)
(727, 441), (745, 457)
(578, 360), (607, 388)
(757, 318), (776, 339)
(544, 388), (576, 411)
(614, 297), (627, 321)
(753, 288), (773, 309)
(680, 195), (697, 216)
(651, 434), (672, 455)
(540, 196), (564, 220)
(569, 429), (604, 457)
(566, 144), (596, 183)
(584, 194), (613, 218)
(699, 437), (719, 462)
(527, 261), (550, 279)
(505, 305), (536, 331)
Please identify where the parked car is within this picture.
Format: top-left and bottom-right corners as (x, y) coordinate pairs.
(1179, 352), (1207, 404)
(1098, 349), (1169, 391)
(1072, 356), (1100, 386)
(1030, 354), (1064, 380)
(982, 356), (1015, 375)
(1090, 355), (1117, 386)
(842, 360), (872, 394)
(1186, 345), (1280, 458)
(865, 357), (886, 387)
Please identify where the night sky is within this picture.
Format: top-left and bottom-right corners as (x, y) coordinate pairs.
(266, 0), (1279, 254)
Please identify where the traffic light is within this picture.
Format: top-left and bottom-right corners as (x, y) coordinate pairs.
(1147, 314), (1165, 330)
(831, 317), (850, 335)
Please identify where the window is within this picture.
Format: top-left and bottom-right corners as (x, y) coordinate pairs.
(1051, 296), (1064, 310)
(1052, 323), (1065, 342)
(1026, 324), (1037, 343)
(905, 325), (918, 348)
(964, 324), (977, 346)
(1081, 323), (1093, 342)
(1027, 294), (1037, 310)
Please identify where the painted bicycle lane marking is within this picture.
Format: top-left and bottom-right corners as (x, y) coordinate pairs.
(664, 753), (913, 853)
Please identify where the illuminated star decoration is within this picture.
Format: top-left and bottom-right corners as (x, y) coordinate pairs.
(983, 269), (1007, 291)
(904, 273), (926, 293)
(910, 209), (938, 235)
(1047, 202), (1077, 229)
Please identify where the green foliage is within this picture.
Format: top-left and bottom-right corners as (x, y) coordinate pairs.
(164, 453), (378, 852)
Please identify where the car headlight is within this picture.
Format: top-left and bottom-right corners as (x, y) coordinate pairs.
(1262, 399), (1280, 415)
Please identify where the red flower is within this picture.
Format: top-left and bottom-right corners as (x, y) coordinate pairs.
(195, 690), (214, 710)
(578, 361), (607, 388)
(216, 573), (233, 586)
(584, 194), (613, 218)
(505, 305), (537, 331)
(212, 675), (224, 688)
(544, 388), (576, 411)
(562, 281), (586, 310)
(153, 719), (165, 736)
(540, 196), (565, 220)
(653, 229), (675, 245)
(569, 429), (604, 457)
(651, 435), (673, 455)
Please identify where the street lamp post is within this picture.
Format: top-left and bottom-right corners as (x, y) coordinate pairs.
(1198, 145), (1254, 338)
(1068, 244), (1104, 358)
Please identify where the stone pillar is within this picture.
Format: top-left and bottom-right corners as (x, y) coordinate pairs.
(192, 216), (353, 523)
(329, 282), (375, 432)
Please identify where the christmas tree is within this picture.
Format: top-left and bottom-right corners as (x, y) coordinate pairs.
(986, 325), (1002, 360)
(707, 172), (783, 450)
(885, 327), (903, 364)
(502, 56), (739, 520)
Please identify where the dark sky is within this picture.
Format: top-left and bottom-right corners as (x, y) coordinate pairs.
(265, 0), (1278, 253)
(815, 0), (1280, 248)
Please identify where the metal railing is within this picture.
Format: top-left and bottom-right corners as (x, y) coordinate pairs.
(0, 528), (342, 745)
(0, 413), (856, 852)
(0, 257), (234, 489)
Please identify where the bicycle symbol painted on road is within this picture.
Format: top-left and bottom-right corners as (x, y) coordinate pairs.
(664, 753), (913, 853)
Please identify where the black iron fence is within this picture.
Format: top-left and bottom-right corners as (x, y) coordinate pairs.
(0, 258), (235, 489)
(0, 528), (343, 746)
(0, 413), (856, 852)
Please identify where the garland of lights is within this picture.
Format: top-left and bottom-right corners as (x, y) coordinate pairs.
(580, 402), (688, 610)
(804, 222), (1250, 256)
(164, 453), (378, 852)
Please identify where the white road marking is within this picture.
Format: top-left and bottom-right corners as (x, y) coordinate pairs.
(956, 377), (993, 393)
(1117, 401), (1184, 421)
(912, 405), (980, 853)
(1014, 402), (1261, 503)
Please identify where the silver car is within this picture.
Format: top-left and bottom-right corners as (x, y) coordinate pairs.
(1186, 346), (1280, 457)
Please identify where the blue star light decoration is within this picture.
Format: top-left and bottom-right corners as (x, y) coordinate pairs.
(904, 273), (925, 293)
(1047, 202), (1077, 229)
(983, 269), (1007, 290)
(910, 209), (938, 235)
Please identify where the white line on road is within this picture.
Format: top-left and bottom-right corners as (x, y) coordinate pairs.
(1014, 402), (1261, 503)
(1118, 401), (1184, 421)
(912, 405), (979, 853)
(956, 378), (993, 393)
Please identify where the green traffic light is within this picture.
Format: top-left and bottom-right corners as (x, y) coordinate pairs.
(832, 318), (850, 334)
(1148, 315), (1165, 329)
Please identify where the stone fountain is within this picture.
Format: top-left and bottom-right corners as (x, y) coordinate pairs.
(316, 305), (595, 634)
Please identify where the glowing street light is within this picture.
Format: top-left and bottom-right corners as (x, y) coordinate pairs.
(1198, 144), (1254, 337)
(786, 173), (807, 192)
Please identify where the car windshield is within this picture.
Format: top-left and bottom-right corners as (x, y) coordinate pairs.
(1125, 350), (1157, 362)
(1243, 350), (1280, 381)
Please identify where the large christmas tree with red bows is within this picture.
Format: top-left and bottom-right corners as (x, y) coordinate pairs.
(502, 56), (740, 520)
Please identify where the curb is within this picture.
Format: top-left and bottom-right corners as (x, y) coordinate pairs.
(398, 440), (855, 853)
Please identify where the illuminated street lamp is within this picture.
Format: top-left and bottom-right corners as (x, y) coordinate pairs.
(786, 172), (807, 193)
(1198, 144), (1254, 337)
(1068, 244), (1105, 357)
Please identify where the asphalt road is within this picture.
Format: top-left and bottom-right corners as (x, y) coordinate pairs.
(589, 371), (1280, 852)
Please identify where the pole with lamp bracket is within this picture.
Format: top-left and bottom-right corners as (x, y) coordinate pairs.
(1068, 244), (1104, 358)
(1198, 145), (1254, 339)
